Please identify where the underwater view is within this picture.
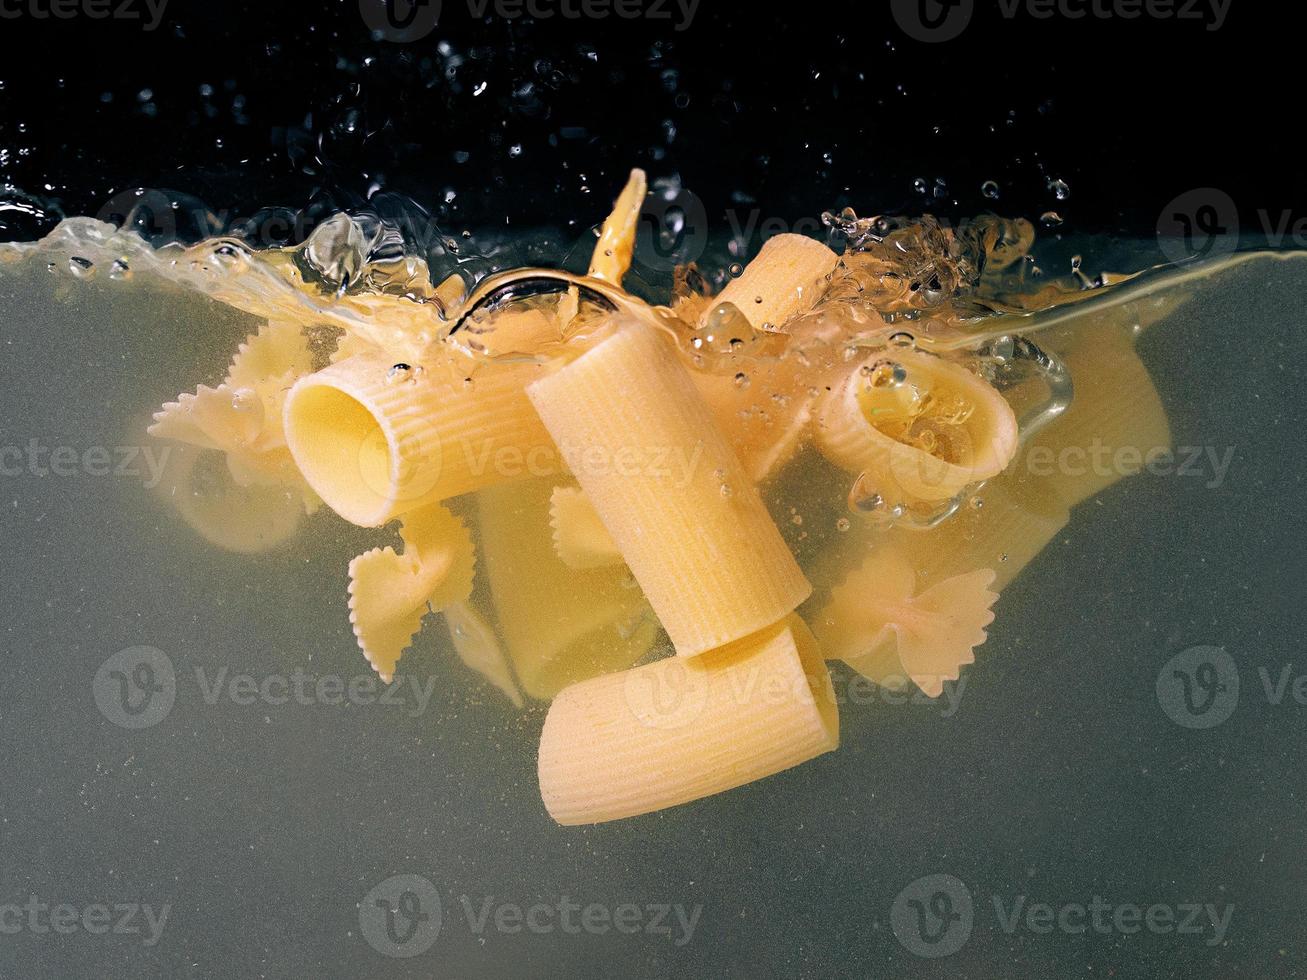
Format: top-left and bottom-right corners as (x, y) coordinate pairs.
(2, 4), (1305, 978)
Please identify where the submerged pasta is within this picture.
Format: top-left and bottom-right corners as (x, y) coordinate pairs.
(134, 168), (1178, 824)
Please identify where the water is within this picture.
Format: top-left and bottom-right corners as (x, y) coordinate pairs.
(2, 209), (1306, 977)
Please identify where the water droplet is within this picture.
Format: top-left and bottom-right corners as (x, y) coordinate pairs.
(386, 363), (414, 384)
(68, 256), (95, 278)
(1047, 178), (1071, 201)
(888, 331), (916, 349)
(863, 360), (907, 389)
(981, 180), (1000, 200)
(728, 262), (743, 278)
(1040, 211), (1064, 228)
(836, 517), (851, 532)
(848, 473), (885, 514)
(733, 372), (750, 389)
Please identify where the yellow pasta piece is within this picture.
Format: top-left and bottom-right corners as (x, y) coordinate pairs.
(688, 355), (829, 484)
(549, 485), (623, 569)
(588, 168), (646, 284)
(477, 478), (659, 700)
(702, 233), (838, 331)
(444, 600), (524, 708)
(537, 613), (839, 825)
(347, 503), (475, 682)
(815, 348), (1018, 504)
(812, 549), (998, 697)
(151, 319), (315, 495)
(1020, 324), (1171, 509)
(804, 476), (1068, 610)
(152, 443), (303, 553)
(283, 349), (557, 527)
(527, 322), (812, 656)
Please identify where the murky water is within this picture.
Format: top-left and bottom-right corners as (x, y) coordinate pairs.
(2, 208), (1305, 977)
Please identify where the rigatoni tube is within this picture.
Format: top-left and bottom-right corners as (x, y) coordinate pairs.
(538, 614), (839, 825)
(283, 351), (558, 527)
(526, 322), (811, 657)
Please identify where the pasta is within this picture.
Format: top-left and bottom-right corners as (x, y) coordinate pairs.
(527, 321), (811, 656)
(151, 319), (318, 507)
(152, 443), (305, 553)
(283, 349), (558, 527)
(1020, 323), (1171, 508)
(129, 166), (1178, 824)
(477, 478), (659, 700)
(549, 484), (623, 569)
(700, 233), (838, 330)
(811, 548), (998, 697)
(444, 600), (524, 708)
(537, 613), (840, 825)
(815, 348), (1019, 505)
(347, 502), (476, 683)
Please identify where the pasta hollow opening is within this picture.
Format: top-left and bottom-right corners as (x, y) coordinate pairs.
(284, 383), (396, 527)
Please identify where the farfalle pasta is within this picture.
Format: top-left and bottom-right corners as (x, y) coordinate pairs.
(141, 168), (1177, 824)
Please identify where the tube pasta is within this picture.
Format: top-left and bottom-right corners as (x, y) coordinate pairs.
(477, 478), (659, 700)
(444, 600), (524, 708)
(550, 485), (623, 569)
(1021, 324), (1171, 509)
(283, 350), (558, 527)
(347, 503), (475, 682)
(527, 322), (811, 657)
(815, 348), (1018, 504)
(537, 613), (839, 825)
(702, 233), (838, 331)
(812, 549), (998, 697)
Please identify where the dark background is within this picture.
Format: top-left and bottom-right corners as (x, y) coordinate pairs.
(0, 0), (1298, 245)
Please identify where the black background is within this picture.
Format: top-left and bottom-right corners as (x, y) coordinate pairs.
(0, 0), (1298, 245)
